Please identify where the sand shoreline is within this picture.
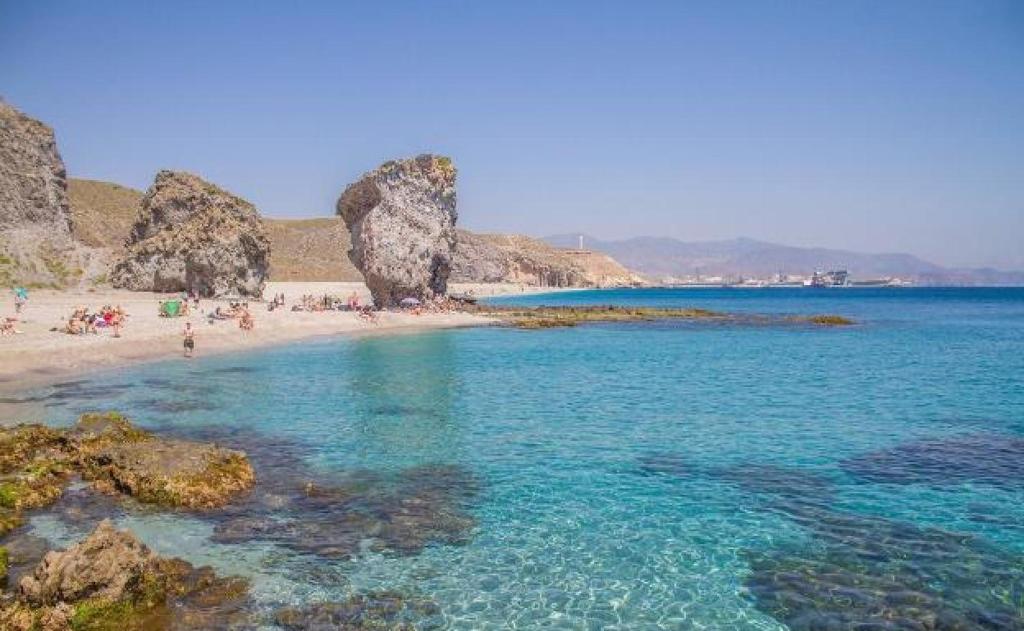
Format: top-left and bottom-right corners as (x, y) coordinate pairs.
(1, 281), (578, 393)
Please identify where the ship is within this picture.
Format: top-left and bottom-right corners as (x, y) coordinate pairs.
(806, 269), (849, 287)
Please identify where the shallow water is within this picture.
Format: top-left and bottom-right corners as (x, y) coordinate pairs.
(14, 288), (1024, 629)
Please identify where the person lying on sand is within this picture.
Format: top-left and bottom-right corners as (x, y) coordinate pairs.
(1, 317), (22, 335)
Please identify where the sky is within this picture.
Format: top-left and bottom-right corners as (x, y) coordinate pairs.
(2, 1), (1022, 269)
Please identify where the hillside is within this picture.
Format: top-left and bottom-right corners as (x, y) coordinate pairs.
(545, 234), (1024, 286)
(263, 217), (361, 281)
(452, 231), (643, 287)
(67, 178), (141, 248)
(67, 179), (640, 287)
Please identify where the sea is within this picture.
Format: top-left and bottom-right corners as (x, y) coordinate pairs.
(9, 287), (1024, 629)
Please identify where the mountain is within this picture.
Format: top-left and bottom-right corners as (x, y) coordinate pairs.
(66, 179), (640, 287)
(544, 234), (1024, 286)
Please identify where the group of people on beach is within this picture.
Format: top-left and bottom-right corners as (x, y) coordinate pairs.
(2, 287), (28, 335)
(61, 304), (126, 337)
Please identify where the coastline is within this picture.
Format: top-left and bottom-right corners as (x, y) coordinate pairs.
(1, 281), (547, 392)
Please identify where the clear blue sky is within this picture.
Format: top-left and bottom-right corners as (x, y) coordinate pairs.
(2, 1), (1022, 269)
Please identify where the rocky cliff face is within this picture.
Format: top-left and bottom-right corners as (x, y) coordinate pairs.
(0, 100), (71, 235)
(0, 100), (104, 288)
(110, 170), (270, 297)
(452, 231), (645, 288)
(337, 155), (457, 307)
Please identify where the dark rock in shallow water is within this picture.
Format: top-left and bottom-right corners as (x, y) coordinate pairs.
(211, 463), (480, 559)
(841, 433), (1024, 488)
(274, 591), (440, 630)
(745, 505), (1024, 630)
(636, 452), (695, 478)
(717, 463), (836, 505)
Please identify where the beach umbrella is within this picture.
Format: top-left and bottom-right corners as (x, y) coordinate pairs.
(400, 297), (421, 307)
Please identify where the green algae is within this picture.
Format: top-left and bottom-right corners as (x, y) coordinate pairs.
(0, 545), (8, 583)
(481, 305), (726, 329)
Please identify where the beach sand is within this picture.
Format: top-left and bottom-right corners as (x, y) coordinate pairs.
(0, 281), (563, 388)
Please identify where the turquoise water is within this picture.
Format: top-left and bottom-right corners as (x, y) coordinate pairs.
(15, 288), (1024, 629)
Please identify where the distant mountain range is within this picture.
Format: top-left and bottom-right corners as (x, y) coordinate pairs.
(544, 234), (1024, 286)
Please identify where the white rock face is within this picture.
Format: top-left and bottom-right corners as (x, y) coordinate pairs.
(336, 155), (457, 307)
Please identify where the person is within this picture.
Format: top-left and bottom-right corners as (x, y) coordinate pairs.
(183, 321), (195, 357)
(110, 309), (123, 338)
(13, 286), (28, 315)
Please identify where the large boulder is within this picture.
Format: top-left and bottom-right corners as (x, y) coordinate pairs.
(336, 155), (457, 307)
(18, 520), (152, 606)
(4, 520), (251, 631)
(0, 99), (72, 235)
(110, 170), (270, 297)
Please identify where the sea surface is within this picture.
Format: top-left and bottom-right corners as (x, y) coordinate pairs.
(11, 288), (1024, 629)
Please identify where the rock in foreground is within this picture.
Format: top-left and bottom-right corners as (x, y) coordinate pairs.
(337, 155), (457, 307)
(73, 413), (254, 509)
(1, 520), (249, 631)
(111, 170), (270, 297)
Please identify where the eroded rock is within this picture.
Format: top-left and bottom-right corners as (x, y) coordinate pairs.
(111, 170), (270, 297)
(0, 99), (72, 235)
(337, 155), (457, 308)
(2, 520), (251, 631)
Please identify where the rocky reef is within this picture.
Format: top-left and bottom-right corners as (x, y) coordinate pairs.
(274, 591), (441, 630)
(74, 413), (255, 510)
(0, 520), (249, 631)
(0, 412), (254, 538)
(337, 155), (457, 307)
(111, 170), (270, 297)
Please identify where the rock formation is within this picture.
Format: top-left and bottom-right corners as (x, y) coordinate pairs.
(0, 99), (106, 288)
(110, 170), (270, 297)
(337, 155), (457, 307)
(0, 99), (72, 235)
(2, 520), (250, 631)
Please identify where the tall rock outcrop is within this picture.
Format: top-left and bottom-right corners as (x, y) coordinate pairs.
(0, 99), (103, 288)
(0, 99), (72, 235)
(111, 170), (270, 297)
(336, 155), (457, 307)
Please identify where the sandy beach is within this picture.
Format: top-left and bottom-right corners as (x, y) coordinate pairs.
(0, 281), (566, 388)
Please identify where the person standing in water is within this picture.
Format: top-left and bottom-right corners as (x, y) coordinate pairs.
(183, 321), (195, 358)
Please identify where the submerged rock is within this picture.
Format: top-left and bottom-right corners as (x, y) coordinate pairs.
(111, 170), (270, 297)
(745, 505), (1024, 630)
(274, 591), (440, 630)
(841, 433), (1024, 488)
(1, 520), (251, 631)
(212, 463), (479, 559)
(337, 155), (457, 308)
